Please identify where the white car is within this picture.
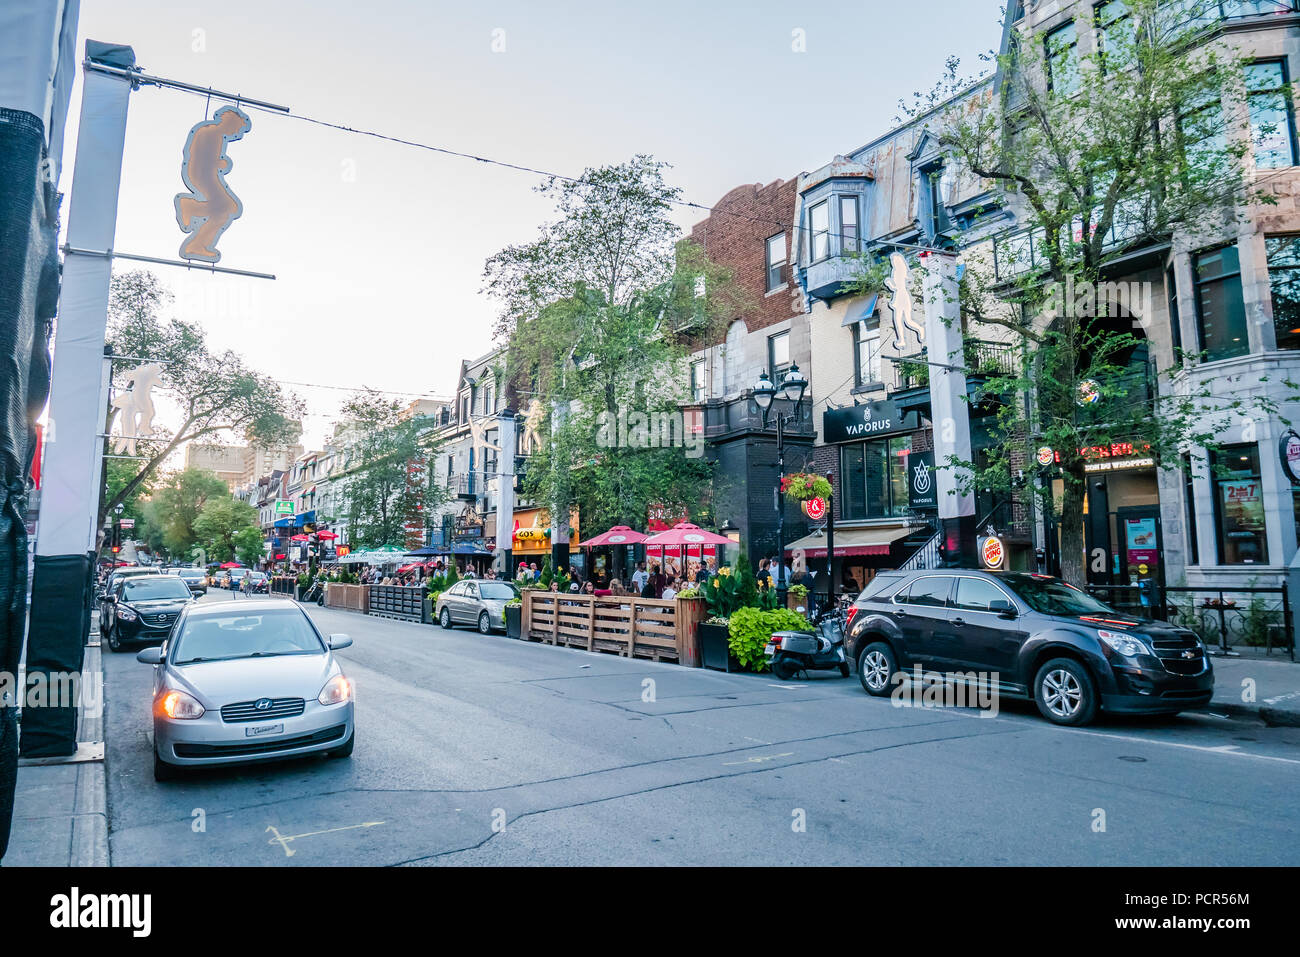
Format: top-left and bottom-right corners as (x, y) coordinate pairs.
(137, 599), (355, 781)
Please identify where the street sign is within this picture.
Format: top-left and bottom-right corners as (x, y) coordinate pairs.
(119, 518), (135, 529)
(275, 500), (293, 515)
(802, 497), (827, 521)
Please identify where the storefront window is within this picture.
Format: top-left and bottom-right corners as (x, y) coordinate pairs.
(1183, 453), (1199, 566)
(1211, 444), (1269, 565)
(841, 435), (912, 520)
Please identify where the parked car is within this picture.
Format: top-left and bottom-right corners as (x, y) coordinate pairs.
(99, 574), (195, 653)
(435, 580), (520, 634)
(844, 569), (1213, 726)
(176, 567), (208, 596)
(136, 598), (355, 781)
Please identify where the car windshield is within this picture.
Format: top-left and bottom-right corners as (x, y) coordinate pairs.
(122, 577), (193, 602)
(999, 575), (1118, 617)
(177, 568), (204, 579)
(479, 582), (519, 600)
(172, 609), (325, 664)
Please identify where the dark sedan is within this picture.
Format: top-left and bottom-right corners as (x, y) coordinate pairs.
(101, 575), (196, 653)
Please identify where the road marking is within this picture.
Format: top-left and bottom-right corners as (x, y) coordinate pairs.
(723, 752), (794, 766)
(266, 821), (384, 857)
(1060, 728), (1300, 766)
(767, 683), (807, 689)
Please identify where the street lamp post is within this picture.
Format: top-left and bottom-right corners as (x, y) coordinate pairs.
(753, 362), (808, 606)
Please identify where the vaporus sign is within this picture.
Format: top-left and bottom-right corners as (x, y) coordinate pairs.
(175, 105), (251, 263)
(822, 399), (914, 444)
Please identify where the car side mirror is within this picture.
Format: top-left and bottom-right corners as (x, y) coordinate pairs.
(989, 599), (1017, 619)
(328, 634), (353, 650)
(135, 647), (164, 665)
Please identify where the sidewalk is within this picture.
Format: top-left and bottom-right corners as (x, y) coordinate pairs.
(1208, 648), (1300, 727)
(4, 638), (108, 866)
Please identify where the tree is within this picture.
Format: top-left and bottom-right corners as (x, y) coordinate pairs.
(100, 270), (302, 537)
(907, 1), (1284, 584)
(484, 157), (743, 534)
(192, 496), (260, 563)
(141, 467), (230, 559)
(233, 527), (265, 568)
(337, 390), (445, 548)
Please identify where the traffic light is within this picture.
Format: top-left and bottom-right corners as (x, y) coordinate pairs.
(110, 522), (121, 555)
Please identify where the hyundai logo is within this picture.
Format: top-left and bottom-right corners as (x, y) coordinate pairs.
(254, 698), (273, 711)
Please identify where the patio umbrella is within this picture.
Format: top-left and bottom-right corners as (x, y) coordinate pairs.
(642, 522), (733, 547)
(219, 561), (243, 569)
(576, 525), (649, 547)
(315, 530), (338, 540)
(405, 545), (442, 556)
(290, 534), (310, 542)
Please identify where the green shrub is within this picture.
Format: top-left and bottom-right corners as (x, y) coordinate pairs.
(728, 606), (810, 673)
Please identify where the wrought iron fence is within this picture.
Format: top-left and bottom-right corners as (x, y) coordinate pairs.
(1085, 583), (1295, 659)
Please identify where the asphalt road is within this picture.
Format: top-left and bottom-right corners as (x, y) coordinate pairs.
(101, 589), (1300, 866)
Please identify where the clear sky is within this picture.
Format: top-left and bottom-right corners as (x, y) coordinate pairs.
(60, 0), (1003, 448)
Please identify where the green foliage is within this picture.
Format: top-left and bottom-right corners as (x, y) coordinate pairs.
(444, 563), (460, 588)
(727, 607), (811, 673)
(757, 587), (779, 611)
(337, 388), (445, 549)
(733, 551), (760, 610)
(143, 467), (230, 558)
(296, 572), (312, 589)
(232, 526), (264, 568)
(700, 551), (764, 618)
(780, 473), (832, 503)
(192, 495), (260, 563)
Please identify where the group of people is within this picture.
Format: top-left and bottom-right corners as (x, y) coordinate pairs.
(356, 560), (497, 587)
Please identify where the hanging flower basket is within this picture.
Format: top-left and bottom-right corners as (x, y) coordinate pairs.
(780, 472), (832, 503)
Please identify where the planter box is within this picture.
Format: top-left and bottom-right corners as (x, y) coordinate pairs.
(422, 597), (434, 624)
(698, 622), (733, 672)
(787, 592), (810, 614)
(504, 604), (522, 639)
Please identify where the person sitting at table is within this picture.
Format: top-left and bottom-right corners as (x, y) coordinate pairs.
(662, 576), (678, 600)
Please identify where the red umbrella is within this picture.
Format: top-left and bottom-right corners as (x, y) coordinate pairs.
(219, 561), (243, 569)
(316, 530), (338, 540)
(290, 534), (310, 542)
(576, 525), (649, 547)
(641, 522), (732, 547)
(396, 562), (421, 573)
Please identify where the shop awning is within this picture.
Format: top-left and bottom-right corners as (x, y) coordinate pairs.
(840, 293), (879, 327)
(786, 525), (914, 558)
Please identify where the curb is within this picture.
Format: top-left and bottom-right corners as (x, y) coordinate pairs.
(1209, 699), (1300, 728)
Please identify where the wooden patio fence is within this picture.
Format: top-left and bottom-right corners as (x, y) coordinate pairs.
(520, 591), (704, 667)
(325, 583), (369, 614)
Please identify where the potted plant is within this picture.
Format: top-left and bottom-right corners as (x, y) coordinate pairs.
(780, 472), (833, 503)
(698, 552), (762, 671)
(504, 597), (523, 639)
(728, 606), (811, 673)
(787, 582), (809, 612)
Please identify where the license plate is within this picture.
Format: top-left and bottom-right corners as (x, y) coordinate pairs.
(245, 723), (283, 738)
(764, 644), (775, 656)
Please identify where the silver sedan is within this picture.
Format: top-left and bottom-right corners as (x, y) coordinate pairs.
(137, 599), (355, 781)
(435, 580), (520, 633)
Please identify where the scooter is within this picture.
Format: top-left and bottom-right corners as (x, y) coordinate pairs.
(766, 600), (852, 680)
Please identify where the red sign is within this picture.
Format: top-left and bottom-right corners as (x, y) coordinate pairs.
(336, 545), (351, 557)
(803, 497), (827, 520)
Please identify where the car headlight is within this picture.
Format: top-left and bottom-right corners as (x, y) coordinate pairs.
(116, 604), (138, 621)
(318, 674), (351, 706)
(1098, 629), (1149, 658)
(158, 689), (204, 719)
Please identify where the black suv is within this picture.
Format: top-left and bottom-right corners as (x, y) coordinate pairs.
(99, 574), (194, 653)
(845, 569), (1213, 725)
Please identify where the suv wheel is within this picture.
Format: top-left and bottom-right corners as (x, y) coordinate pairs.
(858, 642), (897, 697)
(1033, 657), (1098, 726)
(106, 623), (124, 653)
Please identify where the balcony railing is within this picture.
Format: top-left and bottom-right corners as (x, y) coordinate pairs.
(889, 339), (1020, 393)
(682, 394), (815, 440)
